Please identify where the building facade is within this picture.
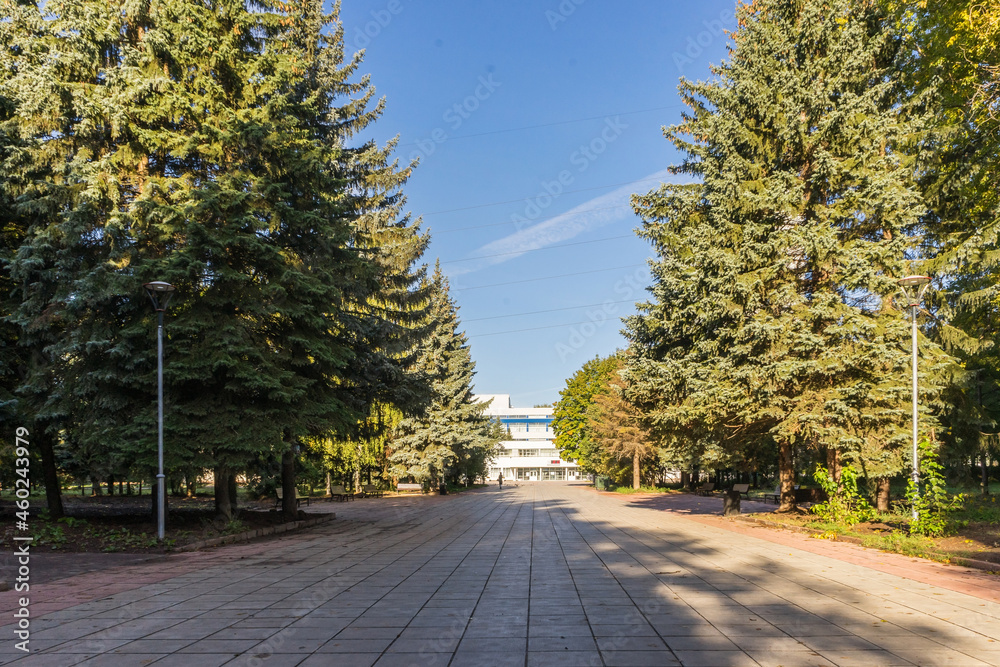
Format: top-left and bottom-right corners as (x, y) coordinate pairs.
(475, 394), (582, 482)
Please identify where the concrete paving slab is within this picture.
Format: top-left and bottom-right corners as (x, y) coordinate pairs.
(2, 483), (1000, 666)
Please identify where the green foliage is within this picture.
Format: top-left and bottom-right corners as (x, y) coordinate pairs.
(34, 524), (67, 550)
(861, 531), (940, 560)
(99, 527), (161, 553)
(588, 357), (655, 489)
(0, 0), (428, 508)
(949, 494), (1000, 524)
(389, 267), (502, 486)
(623, 0), (954, 505)
(612, 485), (669, 495)
(907, 440), (960, 536)
(810, 465), (877, 527)
(552, 354), (621, 474)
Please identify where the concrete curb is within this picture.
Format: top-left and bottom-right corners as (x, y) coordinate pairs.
(734, 514), (999, 573)
(173, 512), (336, 552)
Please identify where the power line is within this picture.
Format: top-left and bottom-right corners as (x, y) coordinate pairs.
(422, 176), (668, 216)
(464, 299), (636, 323)
(470, 317), (630, 338)
(440, 234), (634, 264)
(454, 264), (645, 291)
(433, 204), (631, 234)
(399, 104), (682, 148)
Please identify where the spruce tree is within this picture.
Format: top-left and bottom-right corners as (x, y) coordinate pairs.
(389, 266), (495, 489)
(624, 0), (953, 510)
(2, 0), (428, 522)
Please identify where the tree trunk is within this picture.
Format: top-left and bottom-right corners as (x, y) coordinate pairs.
(325, 471), (332, 497)
(680, 471), (690, 489)
(214, 467), (232, 520)
(777, 440), (797, 512)
(107, 475), (115, 496)
(632, 451), (641, 489)
(229, 473), (238, 515)
(92, 478), (102, 496)
(36, 429), (64, 518)
(826, 448), (842, 486)
(875, 476), (891, 512)
(281, 447), (297, 521)
(983, 451), (990, 496)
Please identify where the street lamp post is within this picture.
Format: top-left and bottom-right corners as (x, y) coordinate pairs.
(144, 281), (176, 541)
(897, 275), (931, 521)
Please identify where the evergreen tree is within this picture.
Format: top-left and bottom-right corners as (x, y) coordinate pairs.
(389, 266), (497, 488)
(624, 0), (953, 510)
(2, 0), (427, 521)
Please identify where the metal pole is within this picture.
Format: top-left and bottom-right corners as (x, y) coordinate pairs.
(911, 303), (919, 521)
(157, 309), (165, 541)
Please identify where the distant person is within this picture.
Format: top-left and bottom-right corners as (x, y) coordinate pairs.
(497, 473), (503, 489)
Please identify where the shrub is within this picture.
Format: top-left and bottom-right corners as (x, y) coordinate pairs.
(810, 465), (876, 527)
(907, 439), (960, 537)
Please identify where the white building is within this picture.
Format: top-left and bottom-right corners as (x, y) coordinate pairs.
(475, 394), (582, 482)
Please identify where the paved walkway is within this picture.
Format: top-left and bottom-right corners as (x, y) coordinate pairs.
(2, 483), (1000, 666)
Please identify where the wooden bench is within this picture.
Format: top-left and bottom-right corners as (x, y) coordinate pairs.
(274, 488), (310, 508)
(696, 482), (715, 496)
(731, 483), (750, 499)
(396, 483), (424, 494)
(362, 484), (383, 498)
(329, 485), (354, 501)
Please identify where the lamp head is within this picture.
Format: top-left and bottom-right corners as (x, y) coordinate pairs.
(143, 281), (176, 312)
(897, 275), (931, 308)
(897, 275), (931, 288)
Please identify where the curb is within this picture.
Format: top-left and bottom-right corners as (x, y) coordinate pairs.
(733, 514), (999, 573)
(173, 513), (336, 552)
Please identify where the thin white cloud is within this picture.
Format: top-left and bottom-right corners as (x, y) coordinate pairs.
(445, 168), (676, 277)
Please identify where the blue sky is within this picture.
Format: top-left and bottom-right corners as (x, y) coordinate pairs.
(339, 0), (738, 407)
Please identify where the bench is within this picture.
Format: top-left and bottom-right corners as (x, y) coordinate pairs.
(396, 483), (424, 494)
(362, 484), (383, 498)
(763, 484), (798, 504)
(329, 484), (354, 502)
(274, 488), (310, 508)
(696, 482), (715, 496)
(731, 483), (750, 499)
